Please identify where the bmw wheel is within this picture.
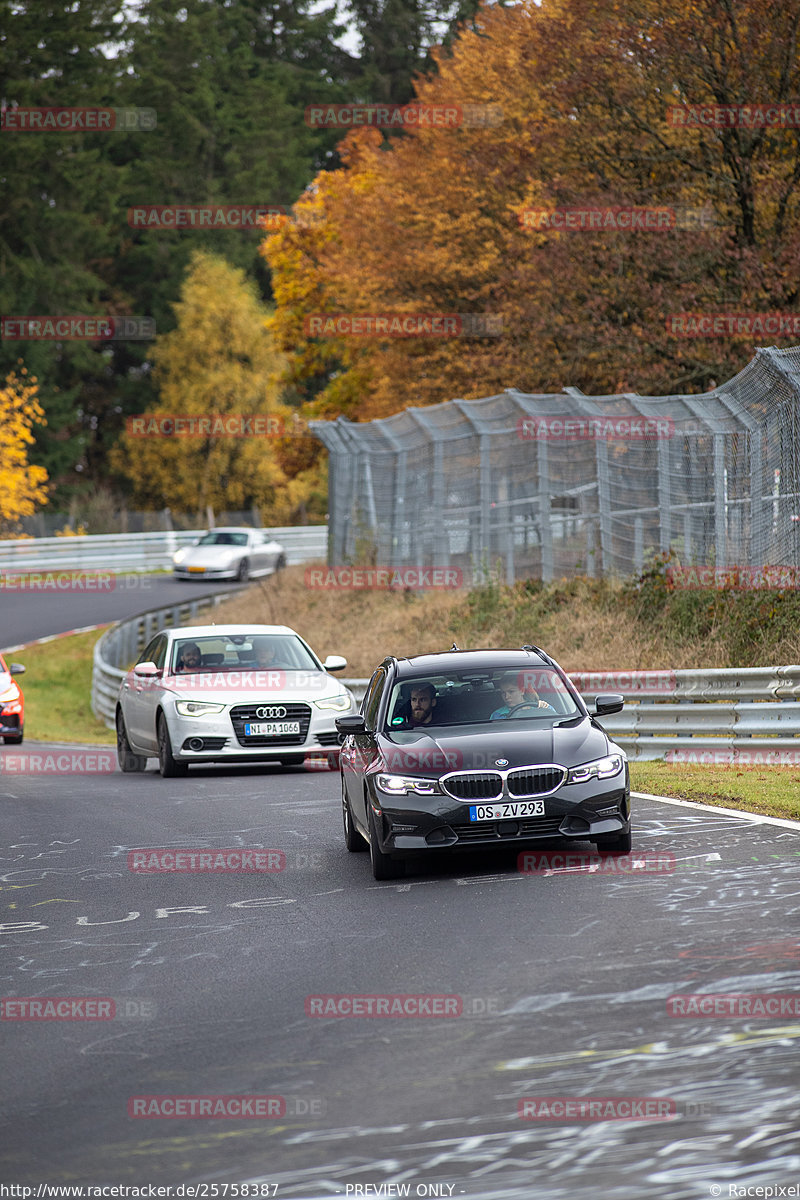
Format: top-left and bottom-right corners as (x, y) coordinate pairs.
(368, 806), (404, 880)
(596, 829), (632, 854)
(342, 780), (368, 852)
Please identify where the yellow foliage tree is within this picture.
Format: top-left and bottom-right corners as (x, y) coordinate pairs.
(0, 369), (49, 533)
(111, 252), (301, 518)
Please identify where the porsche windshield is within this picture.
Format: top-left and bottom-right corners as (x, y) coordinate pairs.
(385, 667), (580, 729)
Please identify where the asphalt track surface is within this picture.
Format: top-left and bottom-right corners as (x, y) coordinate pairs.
(1, 752), (799, 1198)
(1, 576), (249, 650)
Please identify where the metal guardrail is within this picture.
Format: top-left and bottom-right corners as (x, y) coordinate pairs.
(340, 668), (800, 763)
(93, 599), (800, 764)
(0, 526), (328, 574)
(91, 592), (234, 728)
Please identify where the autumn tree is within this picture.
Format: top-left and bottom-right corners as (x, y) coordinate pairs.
(110, 252), (303, 517)
(264, 0), (800, 418)
(0, 369), (49, 533)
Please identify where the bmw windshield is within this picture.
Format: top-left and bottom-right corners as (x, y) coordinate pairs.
(384, 666), (581, 730)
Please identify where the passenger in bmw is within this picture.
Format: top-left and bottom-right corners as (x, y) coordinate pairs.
(490, 673), (553, 719)
(405, 682), (438, 726)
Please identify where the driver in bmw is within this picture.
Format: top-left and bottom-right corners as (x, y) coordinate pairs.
(490, 673), (552, 719)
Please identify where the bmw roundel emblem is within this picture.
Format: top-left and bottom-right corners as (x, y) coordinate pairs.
(495, 758), (509, 767)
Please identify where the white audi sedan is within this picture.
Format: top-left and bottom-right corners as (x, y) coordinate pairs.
(172, 528), (286, 582)
(115, 624), (356, 777)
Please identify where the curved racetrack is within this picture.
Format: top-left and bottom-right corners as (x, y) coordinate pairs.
(1, 593), (799, 1196)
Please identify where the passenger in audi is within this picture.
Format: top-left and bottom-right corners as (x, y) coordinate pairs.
(175, 642), (203, 673)
(251, 637), (290, 669)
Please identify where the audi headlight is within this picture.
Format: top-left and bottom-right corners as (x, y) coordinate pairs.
(314, 694), (352, 711)
(567, 754), (624, 784)
(175, 701), (225, 716)
(376, 774), (440, 796)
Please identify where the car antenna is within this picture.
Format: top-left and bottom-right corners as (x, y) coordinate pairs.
(521, 644), (533, 650)
(450, 642), (461, 651)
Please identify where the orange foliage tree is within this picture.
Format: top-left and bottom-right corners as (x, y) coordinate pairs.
(264, 0), (800, 424)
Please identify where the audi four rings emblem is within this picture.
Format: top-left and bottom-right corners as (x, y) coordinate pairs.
(256, 705), (287, 719)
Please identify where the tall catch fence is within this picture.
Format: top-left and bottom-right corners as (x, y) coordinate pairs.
(310, 346), (800, 584)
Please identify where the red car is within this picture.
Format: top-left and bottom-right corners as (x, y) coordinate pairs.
(0, 654), (25, 743)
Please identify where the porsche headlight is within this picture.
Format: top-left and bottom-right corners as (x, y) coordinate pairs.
(314, 694), (352, 711)
(173, 548), (187, 564)
(567, 754), (624, 784)
(175, 701), (225, 716)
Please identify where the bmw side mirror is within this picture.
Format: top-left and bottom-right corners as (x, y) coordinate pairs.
(594, 693), (624, 715)
(335, 714), (367, 736)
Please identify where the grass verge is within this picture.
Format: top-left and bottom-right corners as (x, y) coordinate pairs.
(8, 629), (115, 746)
(630, 762), (800, 821)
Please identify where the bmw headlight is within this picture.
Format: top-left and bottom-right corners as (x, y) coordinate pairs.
(175, 701), (225, 717)
(567, 754), (624, 784)
(376, 774), (440, 796)
(314, 694), (352, 711)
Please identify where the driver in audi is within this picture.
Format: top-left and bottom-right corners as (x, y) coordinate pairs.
(490, 673), (553, 719)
